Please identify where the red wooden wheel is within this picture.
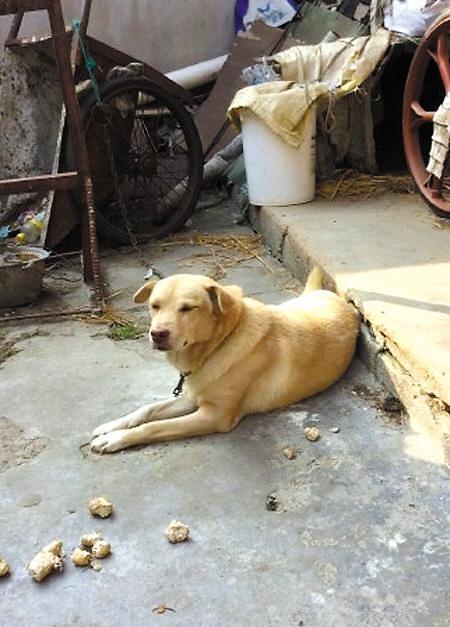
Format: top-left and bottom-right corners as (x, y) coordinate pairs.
(403, 11), (450, 217)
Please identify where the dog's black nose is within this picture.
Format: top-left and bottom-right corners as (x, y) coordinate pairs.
(151, 329), (170, 342)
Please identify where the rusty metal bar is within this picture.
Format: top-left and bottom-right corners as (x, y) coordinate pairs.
(47, 1), (88, 179)
(70, 0), (92, 66)
(79, 0), (91, 40)
(6, 10), (23, 40)
(0, 172), (79, 194)
(0, 307), (93, 322)
(0, 1), (48, 15)
(81, 175), (104, 311)
(46, 0), (104, 310)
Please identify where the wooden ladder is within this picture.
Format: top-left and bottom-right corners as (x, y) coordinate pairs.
(0, 0), (103, 310)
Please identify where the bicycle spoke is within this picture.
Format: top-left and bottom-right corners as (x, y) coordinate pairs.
(408, 100), (435, 130)
(79, 78), (202, 242)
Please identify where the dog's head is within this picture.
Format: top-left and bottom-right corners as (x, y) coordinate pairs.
(133, 274), (243, 352)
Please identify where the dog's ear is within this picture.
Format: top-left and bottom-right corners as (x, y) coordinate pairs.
(206, 284), (243, 314)
(133, 279), (158, 304)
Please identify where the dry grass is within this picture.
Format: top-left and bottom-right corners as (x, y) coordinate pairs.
(77, 306), (136, 327)
(162, 232), (269, 281)
(162, 232), (262, 256)
(317, 170), (416, 200)
(79, 232), (296, 323)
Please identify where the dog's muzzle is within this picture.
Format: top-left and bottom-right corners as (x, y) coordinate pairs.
(150, 328), (171, 351)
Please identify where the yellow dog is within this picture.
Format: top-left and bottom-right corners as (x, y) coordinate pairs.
(91, 268), (359, 453)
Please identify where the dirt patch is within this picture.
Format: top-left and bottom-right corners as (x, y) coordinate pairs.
(265, 491), (282, 512)
(350, 383), (405, 425)
(0, 332), (20, 366)
(0, 416), (47, 471)
(0, 329), (49, 367)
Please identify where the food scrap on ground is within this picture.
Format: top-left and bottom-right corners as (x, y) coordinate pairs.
(71, 548), (92, 567)
(80, 532), (103, 548)
(90, 559), (103, 572)
(0, 557), (10, 577)
(89, 497), (114, 518)
(282, 446), (297, 459)
(304, 426), (320, 442)
(165, 520), (190, 543)
(91, 540), (111, 559)
(74, 532), (111, 569)
(27, 540), (64, 582)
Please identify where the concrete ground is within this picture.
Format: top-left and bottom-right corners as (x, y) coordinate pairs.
(249, 194), (450, 461)
(1, 197), (450, 626)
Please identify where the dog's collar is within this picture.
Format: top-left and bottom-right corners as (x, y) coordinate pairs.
(172, 371), (192, 397)
(171, 325), (236, 397)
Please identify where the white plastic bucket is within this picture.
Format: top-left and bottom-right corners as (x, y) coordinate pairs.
(241, 109), (316, 206)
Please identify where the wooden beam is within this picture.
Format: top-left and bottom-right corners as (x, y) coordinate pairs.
(0, 172), (79, 194)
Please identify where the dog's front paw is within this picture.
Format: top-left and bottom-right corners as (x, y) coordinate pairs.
(92, 417), (129, 438)
(90, 430), (129, 454)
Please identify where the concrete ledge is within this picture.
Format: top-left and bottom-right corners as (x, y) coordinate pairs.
(249, 197), (450, 461)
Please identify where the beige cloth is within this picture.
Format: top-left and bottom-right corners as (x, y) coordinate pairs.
(426, 92), (450, 179)
(228, 28), (391, 148)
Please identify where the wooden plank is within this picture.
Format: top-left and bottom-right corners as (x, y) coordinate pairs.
(0, 1), (49, 16)
(45, 189), (79, 248)
(0, 171), (79, 194)
(195, 22), (285, 158)
(87, 36), (194, 105)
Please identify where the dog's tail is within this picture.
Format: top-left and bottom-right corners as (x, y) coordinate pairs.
(303, 266), (323, 293)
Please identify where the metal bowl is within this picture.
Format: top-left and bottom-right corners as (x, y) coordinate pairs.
(0, 246), (49, 308)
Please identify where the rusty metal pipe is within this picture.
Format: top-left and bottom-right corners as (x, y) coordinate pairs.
(6, 10), (23, 41)
(47, 0), (104, 311)
(82, 175), (104, 313)
(71, 0), (92, 66)
(79, 0), (92, 39)
(0, 307), (93, 323)
(47, 1), (90, 180)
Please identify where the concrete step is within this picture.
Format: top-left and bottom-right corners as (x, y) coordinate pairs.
(249, 194), (450, 466)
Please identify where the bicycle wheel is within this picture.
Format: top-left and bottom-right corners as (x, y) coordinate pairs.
(68, 77), (203, 243)
(403, 11), (450, 218)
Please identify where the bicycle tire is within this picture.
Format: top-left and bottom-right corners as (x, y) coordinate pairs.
(66, 76), (204, 244)
(402, 12), (450, 218)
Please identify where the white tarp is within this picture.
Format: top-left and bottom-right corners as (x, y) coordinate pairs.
(427, 92), (450, 179)
(228, 28), (391, 148)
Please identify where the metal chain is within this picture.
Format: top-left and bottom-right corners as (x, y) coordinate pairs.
(73, 19), (161, 281)
(102, 110), (162, 280)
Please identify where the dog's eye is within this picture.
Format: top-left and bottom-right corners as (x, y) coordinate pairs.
(151, 304), (160, 311)
(179, 304), (196, 313)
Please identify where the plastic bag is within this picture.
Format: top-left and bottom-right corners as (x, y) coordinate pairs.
(235, 0), (297, 33)
(241, 60), (281, 85)
(384, 0), (450, 37)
